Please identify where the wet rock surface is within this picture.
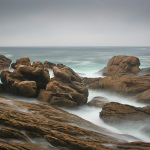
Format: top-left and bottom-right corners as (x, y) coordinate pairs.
(0, 95), (150, 150)
(88, 96), (109, 108)
(100, 102), (150, 123)
(44, 61), (56, 69)
(38, 64), (88, 107)
(1, 57), (50, 97)
(88, 75), (150, 96)
(102, 55), (140, 76)
(0, 54), (12, 70)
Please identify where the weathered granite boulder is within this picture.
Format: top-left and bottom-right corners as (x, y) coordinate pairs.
(0, 54), (12, 70)
(88, 96), (109, 108)
(1, 57), (50, 97)
(38, 64), (88, 107)
(89, 75), (150, 96)
(43, 61), (56, 69)
(11, 56), (31, 69)
(18, 81), (37, 97)
(136, 89), (150, 104)
(100, 102), (150, 123)
(102, 55), (140, 76)
(53, 64), (82, 82)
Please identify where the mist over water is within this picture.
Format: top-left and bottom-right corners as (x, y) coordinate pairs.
(1, 46), (150, 142)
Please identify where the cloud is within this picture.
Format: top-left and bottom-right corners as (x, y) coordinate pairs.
(0, 0), (150, 46)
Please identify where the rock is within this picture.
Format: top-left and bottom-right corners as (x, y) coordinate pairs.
(43, 61), (56, 69)
(38, 64), (88, 107)
(102, 55), (140, 76)
(88, 96), (109, 108)
(83, 77), (100, 85)
(32, 60), (43, 68)
(11, 56), (31, 69)
(0, 126), (29, 141)
(1, 94), (148, 150)
(100, 102), (150, 123)
(0, 84), (4, 92)
(18, 81), (37, 97)
(1, 57), (50, 97)
(43, 78), (88, 107)
(136, 89), (150, 104)
(53, 65), (81, 82)
(89, 75), (150, 96)
(0, 54), (12, 70)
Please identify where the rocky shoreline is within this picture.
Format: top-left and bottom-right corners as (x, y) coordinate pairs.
(0, 54), (150, 150)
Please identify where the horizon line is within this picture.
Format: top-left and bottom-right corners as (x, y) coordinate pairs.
(0, 45), (150, 47)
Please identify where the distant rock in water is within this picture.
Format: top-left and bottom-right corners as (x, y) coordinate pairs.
(38, 64), (88, 107)
(100, 102), (150, 123)
(101, 55), (140, 76)
(88, 96), (109, 108)
(0, 54), (12, 70)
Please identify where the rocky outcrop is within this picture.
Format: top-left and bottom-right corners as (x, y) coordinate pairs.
(88, 96), (109, 108)
(43, 61), (56, 69)
(1, 94), (150, 150)
(102, 55), (140, 76)
(11, 56), (31, 69)
(0, 54), (12, 70)
(83, 77), (100, 85)
(89, 75), (150, 96)
(38, 64), (88, 107)
(1, 57), (50, 97)
(100, 102), (150, 123)
(136, 89), (150, 104)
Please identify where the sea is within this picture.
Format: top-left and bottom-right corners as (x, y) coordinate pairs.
(1, 46), (150, 142)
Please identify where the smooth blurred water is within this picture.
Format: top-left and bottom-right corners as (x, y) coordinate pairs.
(1, 46), (150, 75)
(1, 46), (150, 142)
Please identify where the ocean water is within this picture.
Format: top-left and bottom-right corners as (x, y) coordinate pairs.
(1, 46), (150, 142)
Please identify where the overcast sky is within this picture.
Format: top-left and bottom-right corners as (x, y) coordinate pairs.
(0, 0), (150, 46)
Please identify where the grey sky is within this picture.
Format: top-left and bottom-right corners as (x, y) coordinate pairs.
(0, 0), (150, 46)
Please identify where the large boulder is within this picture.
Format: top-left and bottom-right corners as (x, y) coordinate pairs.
(0, 54), (12, 70)
(38, 65), (88, 107)
(102, 55), (140, 76)
(11, 56), (31, 69)
(89, 75), (150, 96)
(1, 57), (50, 97)
(100, 102), (150, 123)
(18, 81), (37, 97)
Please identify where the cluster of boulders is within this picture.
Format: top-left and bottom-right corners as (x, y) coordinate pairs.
(0, 55), (88, 107)
(83, 55), (150, 128)
(85, 55), (150, 104)
(1, 54), (150, 149)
